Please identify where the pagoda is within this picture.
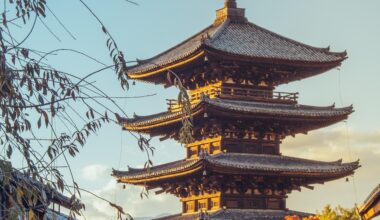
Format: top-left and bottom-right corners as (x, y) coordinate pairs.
(113, 1), (360, 219)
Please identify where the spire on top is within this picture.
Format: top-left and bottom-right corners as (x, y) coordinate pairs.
(225, 0), (237, 8)
(215, 0), (247, 25)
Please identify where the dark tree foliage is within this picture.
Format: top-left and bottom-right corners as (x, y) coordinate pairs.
(0, 0), (193, 219)
(0, 0), (129, 219)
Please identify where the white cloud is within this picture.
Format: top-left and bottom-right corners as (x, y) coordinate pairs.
(81, 164), (109, 181)
(281, 127), (380, 161)
(78, 179), (180, 220)
(283, 127), (380, 213)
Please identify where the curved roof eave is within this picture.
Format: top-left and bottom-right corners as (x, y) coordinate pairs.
(359, 184), (380, 215)
(127, 19), (347, 81)
(112, 153), (360, 185)
(127, 46), (346, 82)
(122, 98), (353, 132)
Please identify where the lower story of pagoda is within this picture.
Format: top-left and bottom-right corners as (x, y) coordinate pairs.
(180, 191), (286, 214)
(113, 153), (359, 219)
(155, 187), (310, 220)
(154, 209), (312, 220)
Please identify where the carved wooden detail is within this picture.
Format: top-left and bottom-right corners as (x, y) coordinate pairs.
(186, 137), (222, 159)
(175, 178), (289, 214)
(176, 60), (326, 90)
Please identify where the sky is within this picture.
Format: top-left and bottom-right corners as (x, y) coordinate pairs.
(3, 0), (380, 219)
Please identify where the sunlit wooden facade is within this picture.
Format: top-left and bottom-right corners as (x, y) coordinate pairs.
(360, 184), (380, 220)
(113, 1), (360, 219)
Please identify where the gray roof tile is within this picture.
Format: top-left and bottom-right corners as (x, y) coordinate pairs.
(8, 163), (82, 210)
(112, 153), (359, 181)
(206, 21), (345, 63)
(123, 97), (353, 128)
(128, 19), (346, 75)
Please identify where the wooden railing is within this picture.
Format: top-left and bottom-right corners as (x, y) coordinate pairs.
(220, 87), (298, 104)
(167, 85), (298, 112)
(166, 99), (199, 113)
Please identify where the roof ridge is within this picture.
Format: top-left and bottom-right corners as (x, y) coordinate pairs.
(246, 21), (347, 58)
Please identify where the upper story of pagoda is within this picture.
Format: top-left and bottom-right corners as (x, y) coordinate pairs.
(122, 0), (353, 150)
(127, 0), (347, 89)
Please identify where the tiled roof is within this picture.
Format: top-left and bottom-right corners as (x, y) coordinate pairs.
(9, 165), (83, 210)
(207, 153), (359, 174)
(113, 159), (200, 181)
(112, 153), (360, 183)
(128, 19), (346, 75)
(154, 209), (312, 220)
(123, 97), (353, 130)
(128, 25), (218, 74)
(206, 21), (346, 63)
(205, 97), (352, 118)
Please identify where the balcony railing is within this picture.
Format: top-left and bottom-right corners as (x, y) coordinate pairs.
(219, 87), (298, 104)
(167, 86), (298, 112)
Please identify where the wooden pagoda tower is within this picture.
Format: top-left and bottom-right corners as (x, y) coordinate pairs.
(113, 1), (360, 219)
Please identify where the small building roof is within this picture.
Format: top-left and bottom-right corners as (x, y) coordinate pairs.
(154, 209), (312, 220)
(128, 2), (346, 83)
(122, 96), (353, 134)
(11, 171), (78, 210)
(1, 160), (83, 211)
(359, 184), (380, 220)
(112, 153), (359, 185)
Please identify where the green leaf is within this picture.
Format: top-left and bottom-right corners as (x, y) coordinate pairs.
(6, 144), (12, 159)
(37, 116), (42, 129)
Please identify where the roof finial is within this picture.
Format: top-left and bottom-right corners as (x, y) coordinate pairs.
(215, 0), (246, 25)
(225, 0), (237, 8)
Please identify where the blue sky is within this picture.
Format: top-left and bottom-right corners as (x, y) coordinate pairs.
(4, 0), (380, 219)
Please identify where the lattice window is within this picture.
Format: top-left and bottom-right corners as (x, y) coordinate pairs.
(210, 198), (220, 210)
(198, 199), (208, 210)
(185, 201), (195, 213)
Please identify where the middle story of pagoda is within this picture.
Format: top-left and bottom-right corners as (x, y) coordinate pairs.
(113, 1), (360, 219)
